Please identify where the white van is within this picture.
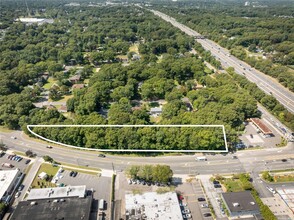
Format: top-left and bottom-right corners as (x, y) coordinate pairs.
(195, 156), (207, 161)
(99, 199), (105, 210)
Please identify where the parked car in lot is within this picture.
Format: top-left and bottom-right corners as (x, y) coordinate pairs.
(213, 180), (219, 184)
(15, 191), (21, 198)
(25, 159), (31, 164)
(214, 184), (221, 188)
(69, 171), (74, 177)
(203, 213), (212, 217)
(72, 171), (78, 177)
(18, 184), (24, 191)
(201, 203), (209, 208)
(183, 213), (192, 219)
(198, 197), (206, 202)
(182, 209), (190, 214)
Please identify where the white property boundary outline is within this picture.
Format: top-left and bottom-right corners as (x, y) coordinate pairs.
(27, 124), (228, 153)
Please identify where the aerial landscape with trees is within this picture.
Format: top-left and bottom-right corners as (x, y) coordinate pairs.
(0, 0), (293, 151)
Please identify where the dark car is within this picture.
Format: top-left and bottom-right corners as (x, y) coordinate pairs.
(98, 154), (106, 158)
(18, 184), (24, 191)
(72, 171), (78, 177)
(214, 184), (221, 188)
(250, 134), (253, 138)
(213, 180), (219, 184)
(198, 197), (206, 202)
(69, 171), (74, 177)
(25, 159), (31, 164)
(46, 145), (53, 149)
(203, 213), (212, 217)
(281, 159), (287, 162)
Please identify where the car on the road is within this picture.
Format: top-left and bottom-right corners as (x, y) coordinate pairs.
(281, 159), (287, 162)
(232, 155), (238, 159)
(198, 197), (206, 202)
(98, 154), (106, 158)
(201, 203), (209, 208)
(250, 134), (253, 138)
(183, 213), (192, 219)
(203, 213), (212, 217)
(46, 145), (53, 149)
(11, 136), (17, 139)
(266, 186), (276, 194)
(25, 159), (31, 164)
(15, 191), (21, 198)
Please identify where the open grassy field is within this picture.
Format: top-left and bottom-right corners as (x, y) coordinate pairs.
(222, 179), (244, 192)
(31, 163), (59, 189)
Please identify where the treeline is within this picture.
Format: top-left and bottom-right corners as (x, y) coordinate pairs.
(31, 125), (226, 151)
(125, 164), (173, 184)
(157, 4), (294, 91)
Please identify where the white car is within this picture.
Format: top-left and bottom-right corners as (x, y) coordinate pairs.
(182, 209), (190, 214)
(183, 214), (192, 219)
(201, 203), (209, 208)
(11, 136), (16, 139)
(15, 191), (21, 198)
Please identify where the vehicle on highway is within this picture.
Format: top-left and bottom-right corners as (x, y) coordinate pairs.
(98, 154), (106, 158)
(198, 197), (206, 202)
(195, 156), (207, 161)
(281, 159), (287, 162)
(232, 155), (238, 159)
(46, 145), (53, 149)
(10, 136), (17, 139)
(203, 213), (212, 217)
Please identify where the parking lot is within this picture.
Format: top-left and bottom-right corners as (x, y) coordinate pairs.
(0, 151), (31, 172)
(176, 179), (213, 220)
(239, 121), (281, 148)
(55, 169), (111, 220)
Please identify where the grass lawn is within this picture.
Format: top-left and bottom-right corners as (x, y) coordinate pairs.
(48, 94), (73, 103)
(273, 174), (294, 182)
(129, 43), (139, 53)
(222, 179), (244, 192)
(31, 163), (59, 189)
(43, 77), (57, 90)
(0, 126), (12, 133)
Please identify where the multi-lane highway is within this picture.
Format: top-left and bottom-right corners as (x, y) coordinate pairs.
(1, 130), (293, 176)
(150, 10), (294, 114)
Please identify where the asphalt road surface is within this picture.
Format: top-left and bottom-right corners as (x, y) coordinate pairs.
(150, 9), (294, 114)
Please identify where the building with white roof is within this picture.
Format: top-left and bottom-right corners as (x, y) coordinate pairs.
(26, 185), (86, 201)
(0, 169), (21, 202)
(125, 191), (183, 220)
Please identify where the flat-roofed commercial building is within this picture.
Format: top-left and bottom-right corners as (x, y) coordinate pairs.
(221, 191), (260, 217)
(0, 169), (21, 203)
(125, 191), (183, 220)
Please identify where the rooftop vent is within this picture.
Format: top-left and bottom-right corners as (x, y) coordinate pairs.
(232, 202), (239, 207)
